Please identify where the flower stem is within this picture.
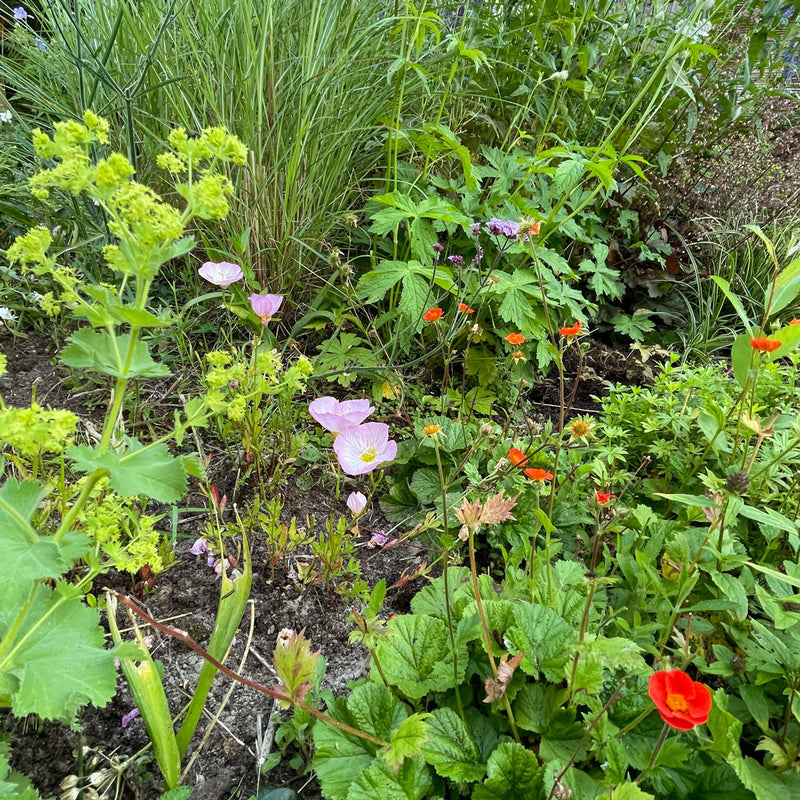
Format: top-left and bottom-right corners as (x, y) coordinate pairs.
(636, 722), (671, 785)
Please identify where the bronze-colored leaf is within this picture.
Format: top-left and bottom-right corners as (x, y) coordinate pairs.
(479, 491), (518, 525)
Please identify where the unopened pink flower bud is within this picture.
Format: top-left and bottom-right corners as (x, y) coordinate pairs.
(347, 491), (367, 516)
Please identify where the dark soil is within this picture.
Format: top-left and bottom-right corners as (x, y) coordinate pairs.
(0, 330), (653, 800)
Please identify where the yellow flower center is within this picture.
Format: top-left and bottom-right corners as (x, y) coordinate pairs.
(423, 424), (441, 436)
(666, 693), (689, 713)
(360, 448), (377, 463)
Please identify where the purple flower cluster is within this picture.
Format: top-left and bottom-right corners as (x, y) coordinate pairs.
(487, 218), (519, 239)
(448, 254), (464, 267)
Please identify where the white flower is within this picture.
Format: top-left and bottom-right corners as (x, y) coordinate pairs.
(0, 307), (18, 322)
(0, 110), (12, 125)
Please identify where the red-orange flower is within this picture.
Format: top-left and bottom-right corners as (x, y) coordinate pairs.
(505, 332), (526, 345)
(790, 319), (800, 325)
(750, 337), (781, 352)
(648, 670), (712, 730)
(458, 302), (475, 314)
(508, 448), (528, 466)
(524, 467), (553, 482)
(559, 320), (583, 338)
(423, 307), (443, 322)
(596, 491), (614, 505)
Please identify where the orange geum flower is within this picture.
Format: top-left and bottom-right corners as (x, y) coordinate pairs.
(559, 320), (583, 339)
(423, 307), (443, 322)
(524, 467), (553, 482)
(505, 332), (526, 345)
(750, 337), (781, 352)
(508, 447), (528, 466)
(458, 302), (475, 314)
(422, 423), (441, 437)
(596, 491), (614, 505)
(648, 670), (712, 730)
(790, 319), (800, 325)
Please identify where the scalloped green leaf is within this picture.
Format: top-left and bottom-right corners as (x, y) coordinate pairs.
(68, 439), (187, 503)
(61, 329), (170, 378)
(2, 584), (116, 722)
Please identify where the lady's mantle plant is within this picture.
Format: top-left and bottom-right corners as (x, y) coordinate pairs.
(0, 113), (246, 730)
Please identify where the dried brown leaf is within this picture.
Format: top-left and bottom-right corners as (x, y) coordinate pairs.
(455, 498), (483, 528)
(479, 491), (518, 525)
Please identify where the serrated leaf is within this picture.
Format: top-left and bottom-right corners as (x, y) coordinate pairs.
(728, 754), (800, 800)
(313, 684), (410, 800)
(422, 707), (485, 783)
(61, 329), (170, 378)
(347, 756), (432, 800)
(0, 480), (89, 609)
(3, 584), (116, 722)
(68, 439), (187, 503)
(609, 784), (654, 800)
(553, 158), (584, 194)
(505, 604), (577, 681)
(376, 615), (463, 699)
(398, 272), (431, 335)
(273, 630), (320, 705)
(357, 261), (408, 304)
(156, 787), (194, 800)
(382, 713), (431, 770)
(491, 270), (541, 330)
(472, 742), (543, 800)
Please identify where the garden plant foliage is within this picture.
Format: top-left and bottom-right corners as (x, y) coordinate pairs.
(1, 1), (800, 799)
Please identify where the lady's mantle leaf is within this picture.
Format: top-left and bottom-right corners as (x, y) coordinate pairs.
(421, 708), (486, 783)
(68, 439), (188, 503)
(376, 614), (465, 699)
(471, 742), (544, 800)
(3, 584), (117, 722)
(0, 479), (88, 607)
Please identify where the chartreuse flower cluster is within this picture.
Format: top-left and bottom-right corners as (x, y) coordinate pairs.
(9, 111), (246, 289)
(76, 478), (167, 575)
(0, 402), (78, 458)
(203, 348), (312, 424)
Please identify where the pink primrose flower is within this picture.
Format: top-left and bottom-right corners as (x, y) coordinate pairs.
(249, 293), (283, 324)
(198, 261), (243, 287)
(333, 422), (397, 475)
(347, 491), (367, 516)
(308, 397), (374, 433)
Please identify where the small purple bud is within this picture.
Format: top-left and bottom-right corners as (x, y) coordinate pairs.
(370, 531), (389, 547)
(121, 708), (140, 728)
(448, 255), (464, 267)
(471, 222), (481, 236)
(207, 555), (216, 568)
(189, 536), (211, 555)
(432, 242), (444, 253)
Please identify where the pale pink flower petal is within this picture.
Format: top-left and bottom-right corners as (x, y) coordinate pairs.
(249, 293), (283, 323)
(198, 261), (243, 287)
(346, 491), (367, 516)
(308, 397), (374, 433)
(333, 422), (397, 476)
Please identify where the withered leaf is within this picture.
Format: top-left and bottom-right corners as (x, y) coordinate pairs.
(479, 491), (518, 525)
